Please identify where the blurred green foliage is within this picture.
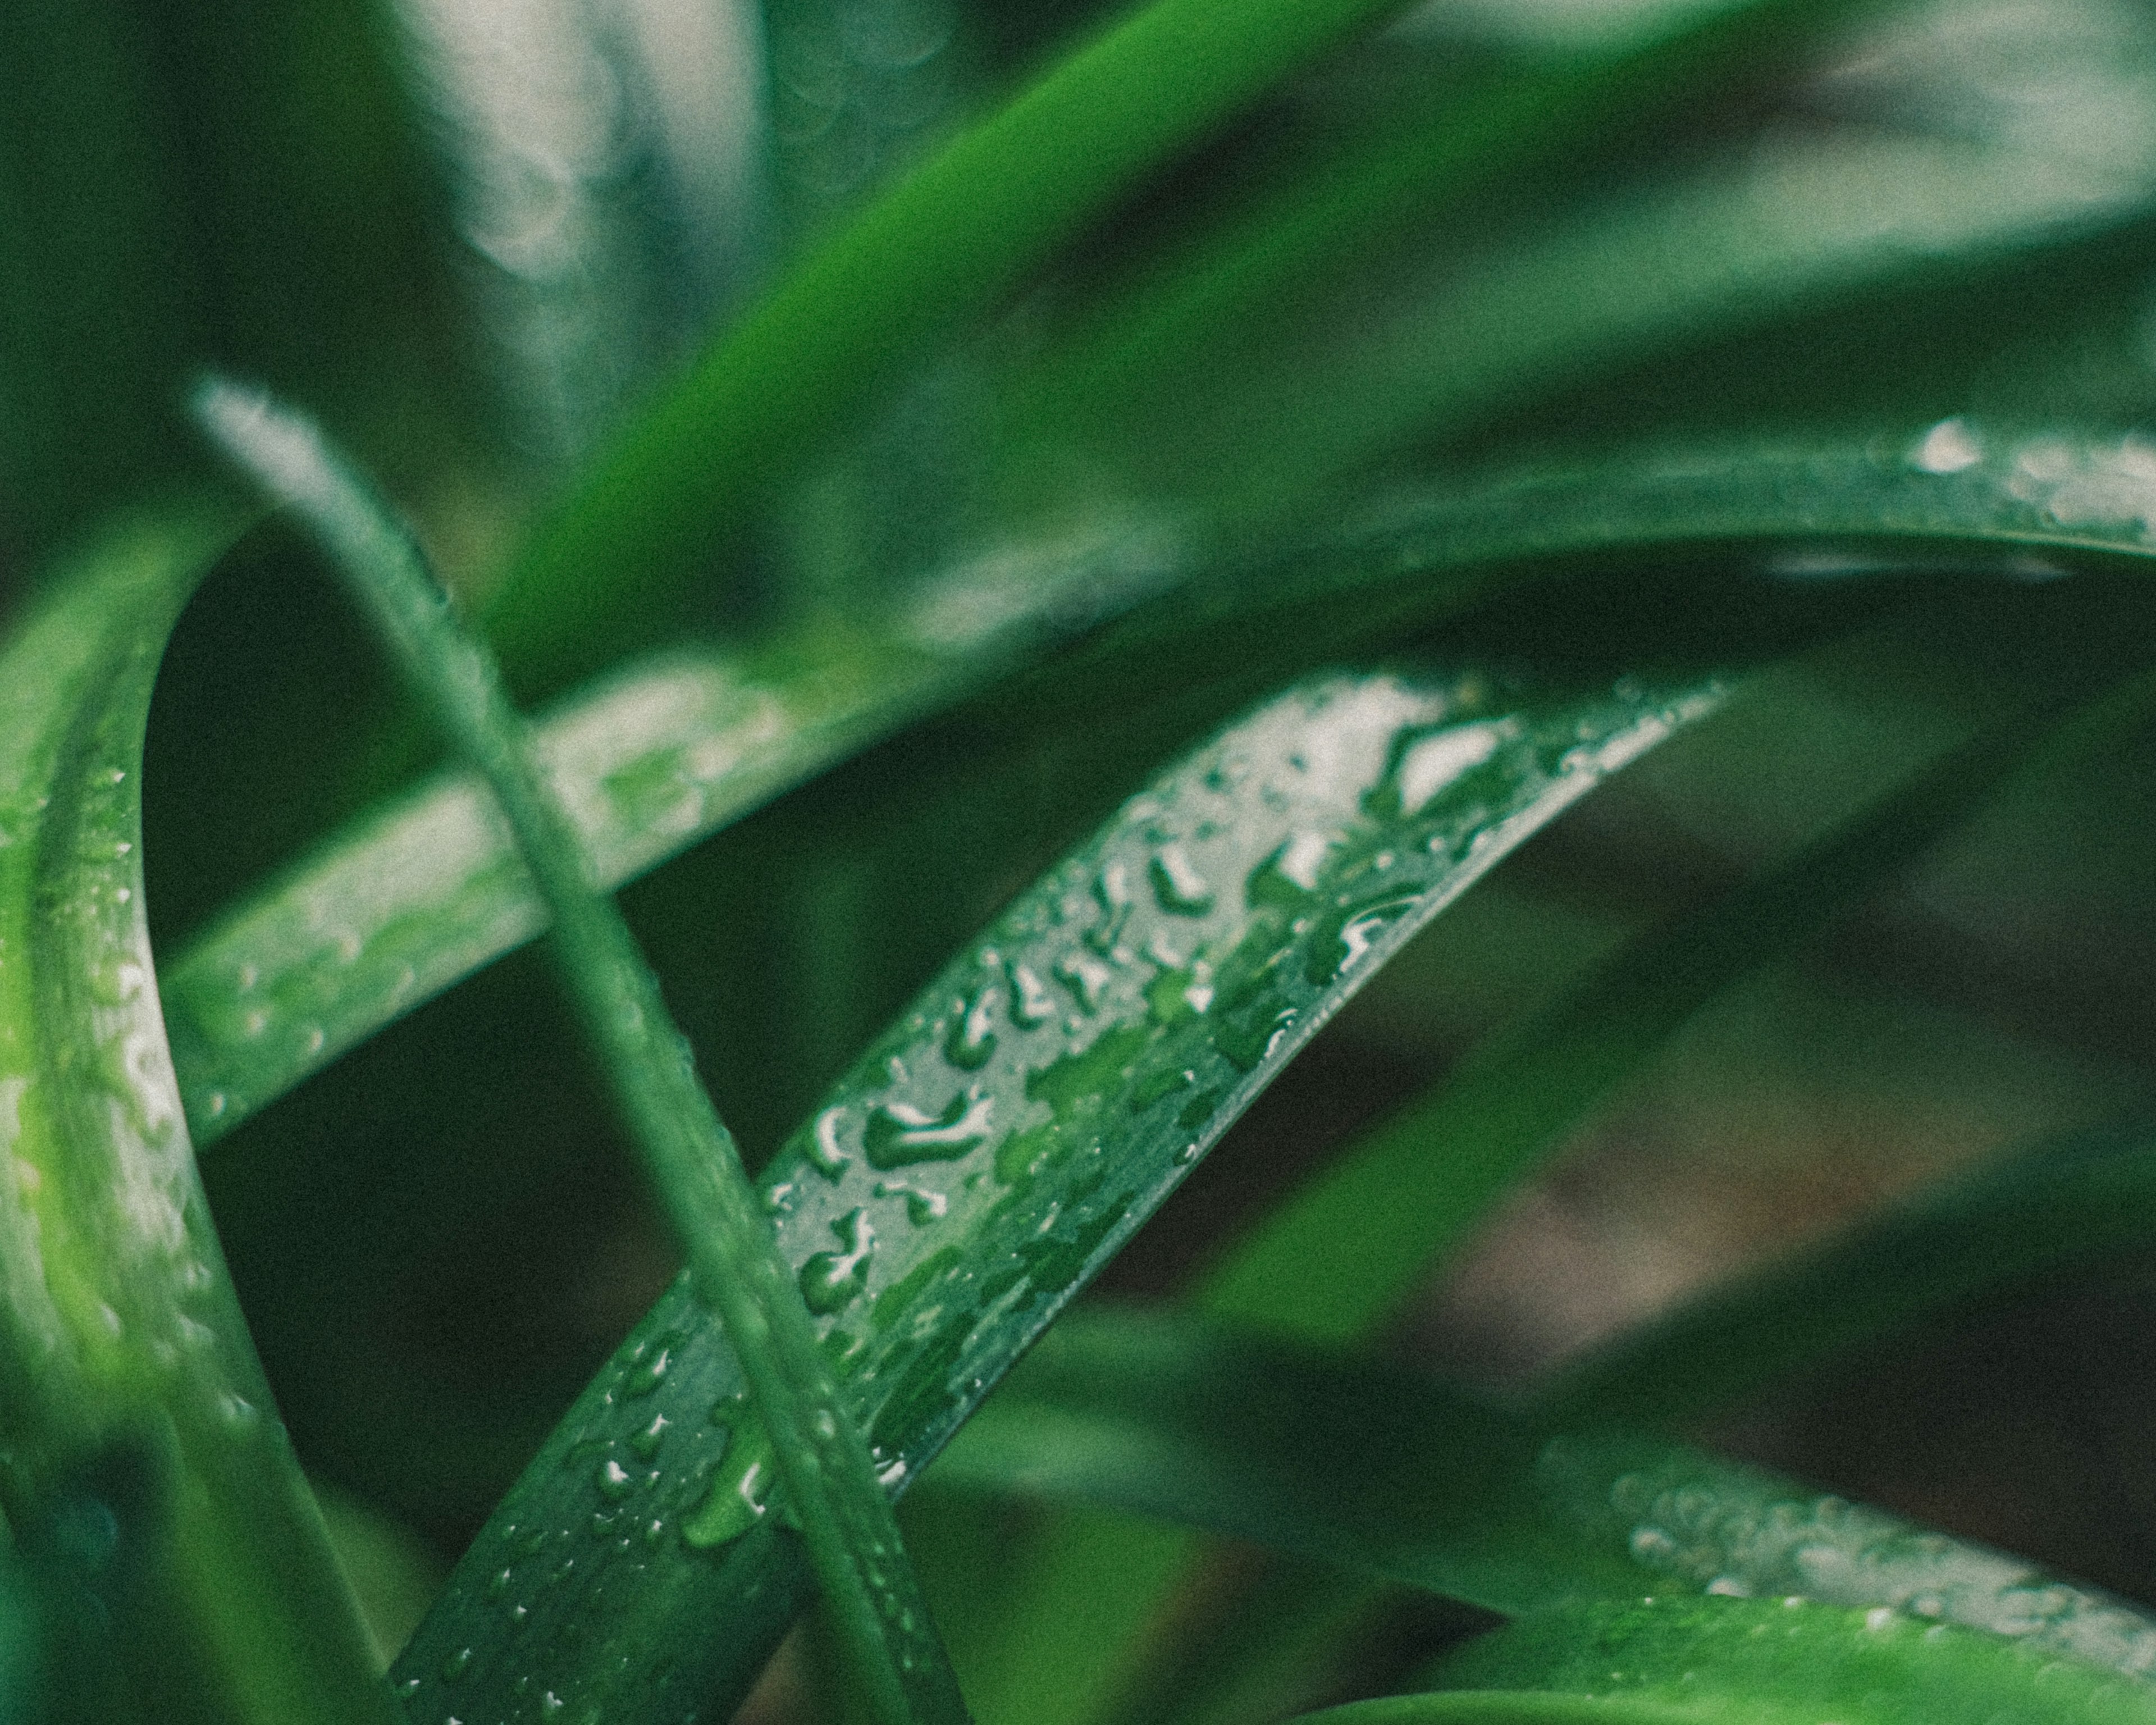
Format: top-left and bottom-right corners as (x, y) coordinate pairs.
(15, 0), (2156, 1721)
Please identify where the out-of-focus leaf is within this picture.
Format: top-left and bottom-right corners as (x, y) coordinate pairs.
(0, 510), (390, 1724)
(1541, 1114), (2156, 1427)
(167, 428), (2156, 1150)
(480, 0), (1897, 696)
(0, 3), (204, 564)
(389, 662), (1720, 1725)
(937, 1305), (2156, 1683)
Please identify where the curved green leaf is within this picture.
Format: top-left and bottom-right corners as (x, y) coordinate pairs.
(935, 1305), (2156, 1683)
(387, 662), (1721, 1725)
(1013, 14), (2156, 514)
(965, 607), (2156, 1725)
(0, 511), (390, 1724)
(166, 429), (2156, 1153)
(199, 375), (971, 1725)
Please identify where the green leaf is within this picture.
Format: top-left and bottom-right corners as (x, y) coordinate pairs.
(388, 661), (1721, 1724)
(0, 3), (206, 558)
(198, 376), (971, 1725)
(935, 1304), (2156, 1683)
(970, 598), (2154, 1725)
(1392, 1591), (2156, 1724)
(166, 428), (2156, 1153)
(0, 510), (391, 1725)
(1050, 134), (2156, 518)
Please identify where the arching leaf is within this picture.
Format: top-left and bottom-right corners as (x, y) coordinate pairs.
(388, 662), (1721, 1725)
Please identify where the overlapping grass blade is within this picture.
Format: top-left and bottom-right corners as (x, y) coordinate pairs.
(387, 659), (1721, 1724)
(197, 380), (974, 1725)
(0, 511), (391, 1724)
(164, 430), (2156, 1152)
(936, 1304), (2156, 1689)
(902, 576), (2156, 1725)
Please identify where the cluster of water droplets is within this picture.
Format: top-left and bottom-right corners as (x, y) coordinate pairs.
(1903, 415), (2156, 550)
(392, 668), (1711, 1718)
(1592, 1447), (2156, 1680)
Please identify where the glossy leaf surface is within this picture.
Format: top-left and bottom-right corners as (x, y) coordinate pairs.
(165, 429), (2156, 1153)
(0, 513), (389, 1725)
(388, 663), (1719, 1724)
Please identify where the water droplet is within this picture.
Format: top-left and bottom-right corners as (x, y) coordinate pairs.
(874, 1179), (949, 1225)
(595, 1458), (638, 1502)
(1131, 1066), (1195, 1110)
(1145, 963), (1213, 1026)
(808, 1107), (852, 1180)
(1912, 417), (1983, 474)
(682, 1421), (777, 1549)
(1217, 1002), (1295, 1072)
(442, 1646), (473, 1682)
(486, 1566), (513, 1600)
(1007, 961), (1056, 1027)
(799, 1208), (876, 1313)
(1086, 862), (1134, 955)
(1054, 951), (1114, 1013)
(628, 1414), (669, 1461)
(620, 1332), (683, 1398)
(1306, 891), (1420, 987)
(1149, 848), (1214, 916)
(942, 987), (998, 1070)
(864, 1092), (992, 1168)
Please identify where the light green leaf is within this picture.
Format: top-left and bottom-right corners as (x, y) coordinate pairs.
(0, 510), (391, 1725)
(387, 661), (1720, 1724)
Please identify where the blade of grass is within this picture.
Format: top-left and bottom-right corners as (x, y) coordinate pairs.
(1307, 1592), (2156, 1725)
(195, 378), (972, 1725)
(0, 508), (392, 1725)
(386, 658), (1723, 1725)
(1, 1), (206, 562)
(936, 1304), (2156, 1685)
(1035, 134), (2156, 520)
(166, 428), (2156, 1155)
(480, 0), (1418, 693)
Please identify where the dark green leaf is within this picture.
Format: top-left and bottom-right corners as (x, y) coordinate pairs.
(0, 510), (391, 1725)
(389, 661), (1720, 1724)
